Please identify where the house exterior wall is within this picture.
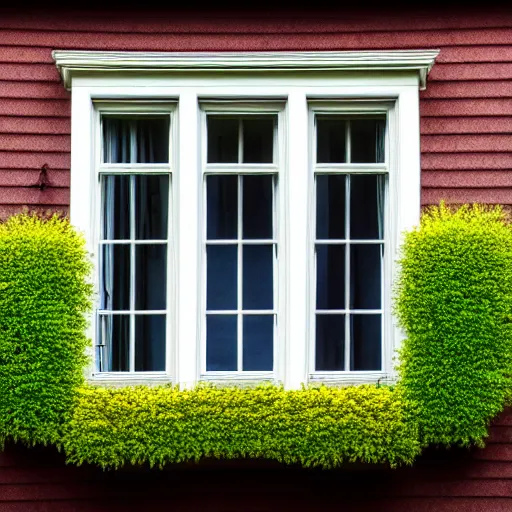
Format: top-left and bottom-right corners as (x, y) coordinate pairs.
(1, 409), (512, 511)
(1, 7), (512, 509)
(1, 8), (512, 218)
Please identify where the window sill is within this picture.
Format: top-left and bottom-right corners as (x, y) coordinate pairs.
(309, 371), (394, 386)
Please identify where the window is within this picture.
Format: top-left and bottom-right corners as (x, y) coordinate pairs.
(56, 49), (437, 386)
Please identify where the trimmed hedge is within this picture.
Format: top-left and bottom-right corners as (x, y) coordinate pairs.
(395, 204), (512, 447)
(62, 384), (420, 469)
(0, 214), (92, 446)
(1, 204), (512, 468)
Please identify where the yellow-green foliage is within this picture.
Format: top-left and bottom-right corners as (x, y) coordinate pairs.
(0, 214), (92, 446)
(62, 384), (420, 469)
(395, 204), (512, 447)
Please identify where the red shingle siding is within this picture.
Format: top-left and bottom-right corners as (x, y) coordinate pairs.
(1, 8), (512, 214)
(0, 409), (511, 511)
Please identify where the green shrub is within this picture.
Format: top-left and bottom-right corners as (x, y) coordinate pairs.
(395, 203), (512, 447)
(62, 384), (420, 469)
(0, 214), (92, 446)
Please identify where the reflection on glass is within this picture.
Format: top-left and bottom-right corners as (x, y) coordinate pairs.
(243, 315), (273, 371)
(315, 315), (345, 371)
(135, 245), (167, 310)
(100, 314), (130, 372)
(207, 245), (237, 310)
(102, 175), (130, 240)
(316, 244), (345, 310)
(350, 174), (384, 240)
(351, 119), (385, 164)
(207, 117), (239, 163)
(243, 118), (274, 163)
(101, 244), (130, 310)
(316, 175), (346, 240)
(207, 175), (238, 240)
(206, 315), (237, 371)
(243, 175), (273, 239)
(243, 245), (273, 310)
(135, 315), (166, 371)
(103, 117), (169, 164)
(350, 244), (382, 310)
(135, 175), (169, 240)
(317, 119), (346, 163)
(350, 314), (382, 371)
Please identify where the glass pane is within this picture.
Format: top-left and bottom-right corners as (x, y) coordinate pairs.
(135, 315), (166, 371)
(315, 315), (345, 371)
(207, 117), (239, 163)
(207, 175), (238, 240)
(207, 245), (237, 310)
(101, 244), (130, 310)
(316, 244), (345, 310)
(135, 175), (169, 240)
(350, 174), (385, 240)
(103, 116), (169, 164)
(350, 314), (382, 371)
(243, 118), (274, 163)
(99, 314), (130, 372)
(243, 245), (273, 310)
(316, 175), (346, 240)
(317, 118), (346, 163)
(243, 315), (273, 371)
(350, 244), (382, 310)
(102, 175), (130, 240)
(351, 119), (385, 164)
(206, 315), (237, 371)
(135, 245), (167, 310)
(243, 175), (273, 239)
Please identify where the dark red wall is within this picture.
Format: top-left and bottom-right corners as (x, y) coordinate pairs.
(1, 408), (512, 511)
(1, 7), (512, 217)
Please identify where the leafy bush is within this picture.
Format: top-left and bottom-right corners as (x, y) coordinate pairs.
(62, 384), (420, 469)
(395, 204), (512, 447)
(0, 214), (92, 446)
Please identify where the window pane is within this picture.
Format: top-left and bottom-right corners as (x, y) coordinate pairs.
(243, 245), (273, 310)
(243, 118), (274, 163)
(207, 175), (238, 240)
(350, 314), (382, 371)
(351, 119), (385, 164)
(207, 245), (237, 310)
(135, 314), (166, 371)
(316, 244), (345, 310)
(243, 175), (273, 239)
(206, 315), (237, 371)
(207, 117), (239, 163)
(102, 175), (130, 240)
(103, 117), (169, 164)
(316, 175), (346, 240)
(315, 315), (345, 371)
(243, 315), (273, 371)
(317, 119), (346, 163)
(135, 175), (169, 240)
(99, 314), (130, 372)
(350, 174), (385, 240)
(135, 245), (167, 310)
(101, 244), (130, 310)
(350, 244), (382, 310)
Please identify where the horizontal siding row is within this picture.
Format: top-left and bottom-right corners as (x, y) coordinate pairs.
(1, 409), (512, 510)
(0, 10), (511, 211)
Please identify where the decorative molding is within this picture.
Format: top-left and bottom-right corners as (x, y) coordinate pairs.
(52, 50), (439, 90)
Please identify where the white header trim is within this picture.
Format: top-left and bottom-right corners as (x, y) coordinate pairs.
(53, 50), (439, 90)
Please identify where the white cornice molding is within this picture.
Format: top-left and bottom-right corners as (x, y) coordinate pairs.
(52, 50), (439, 90)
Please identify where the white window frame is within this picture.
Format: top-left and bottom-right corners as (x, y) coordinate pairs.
(54, 49), (438, 388)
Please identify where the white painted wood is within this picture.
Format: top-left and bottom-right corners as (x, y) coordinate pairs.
(176, 91), (200, 388)
(286, 91), (309, 389)
(53, 50), (439, 90)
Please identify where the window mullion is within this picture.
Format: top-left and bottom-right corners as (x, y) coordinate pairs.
(237, 174), (243, 372)
(129, 173), (136, 373)
(344, 175), (351, 372)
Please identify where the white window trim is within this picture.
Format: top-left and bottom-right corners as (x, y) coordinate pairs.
(54, 49), (438, 389)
